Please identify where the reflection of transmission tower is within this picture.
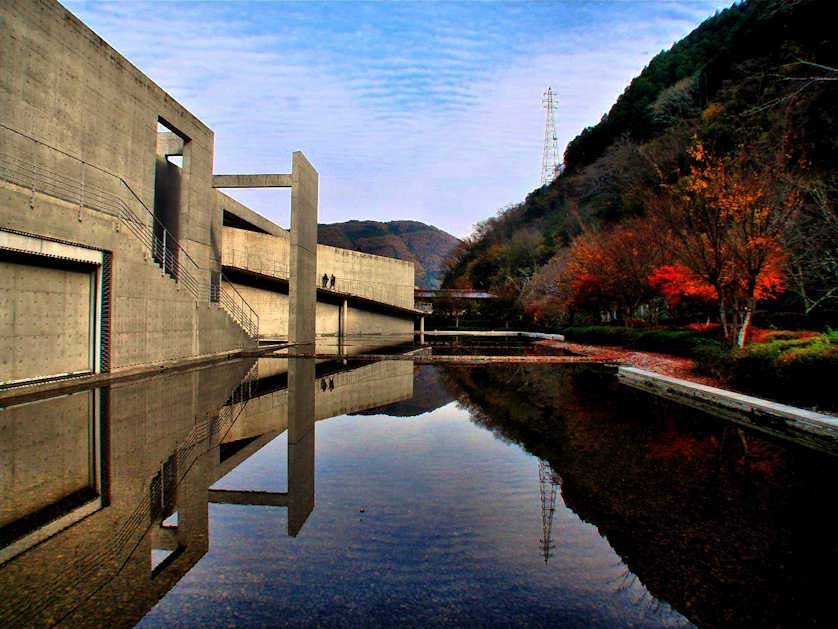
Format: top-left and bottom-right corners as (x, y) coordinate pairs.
(541, 85), (562, 186)
(538, 458), (560, 564)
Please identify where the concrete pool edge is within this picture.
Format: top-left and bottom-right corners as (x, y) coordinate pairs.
(0, 345), (286, 405)
(423, 330), (565, 341)
(618, 366), (838, 455)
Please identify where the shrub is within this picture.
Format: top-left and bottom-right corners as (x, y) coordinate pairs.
(561, 325), (716, 357)
(562, 324), (835, 409)
(727, 330), (838, 411)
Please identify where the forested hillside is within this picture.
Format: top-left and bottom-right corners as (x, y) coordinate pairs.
(318, 220), (460, 289)
(443, 0), (837, 344)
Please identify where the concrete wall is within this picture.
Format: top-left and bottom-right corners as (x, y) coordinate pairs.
(0, 0), (222, 270)
(0, 0), (255, 381)
(228, 278), (412, 352)
(317, 244), (414, 310)
(222, 222), (415, 347)
(229, 282), (342, 351)
(0, 261), (93, 383)
(221, 225), (414, 310)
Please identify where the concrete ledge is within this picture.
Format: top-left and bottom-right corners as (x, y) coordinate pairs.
(0, 228), (104, 265)
(424, 330), (565, 341)
(0, 346), (275, 405)
(213, 174), (292, 188)
(305, 354), (609, 364)
(618, 366), (838, 455)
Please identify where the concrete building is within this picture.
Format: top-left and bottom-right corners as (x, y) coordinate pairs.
(0, 0), (416, 389)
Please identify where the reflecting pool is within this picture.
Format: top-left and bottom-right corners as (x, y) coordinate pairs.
(1, 358), (835, 627)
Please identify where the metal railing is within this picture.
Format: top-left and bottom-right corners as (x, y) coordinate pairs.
(0, 124), (258, 339)
(222, 248), (289, 280)
(320, 275), (415, 310)
(222, 246), (415, 311)
(212, 271), (260, 339)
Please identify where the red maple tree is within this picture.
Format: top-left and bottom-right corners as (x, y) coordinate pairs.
(653, 140), (798, 346)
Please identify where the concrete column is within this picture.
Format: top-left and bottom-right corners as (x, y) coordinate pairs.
(288, 152), (318, 348)
(287, 356), (315, 536)
(340, 299), (348, 356)
(419, 315), (425, 344)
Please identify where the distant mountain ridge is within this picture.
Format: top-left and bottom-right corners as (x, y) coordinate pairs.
(317, 219), (460, 289)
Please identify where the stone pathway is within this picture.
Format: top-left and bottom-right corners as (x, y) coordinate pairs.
(536, 340), (721, 387)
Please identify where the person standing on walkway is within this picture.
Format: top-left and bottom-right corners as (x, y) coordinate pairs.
(322, 272), (329, 288)
(330, 274), (336, 290)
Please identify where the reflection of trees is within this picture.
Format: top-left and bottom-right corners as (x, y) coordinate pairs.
(443, 364), (838, 628)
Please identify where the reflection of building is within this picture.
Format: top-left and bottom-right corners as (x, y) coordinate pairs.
(0, 0), (416, 390)
(0, 357), (412, 627)
(414, 289), (497, 315)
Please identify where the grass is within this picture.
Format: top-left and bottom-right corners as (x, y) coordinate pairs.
(561, 325), (838, 411)
(726, 329), (838, 411)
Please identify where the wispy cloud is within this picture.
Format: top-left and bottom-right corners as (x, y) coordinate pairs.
(65, 0), (730, 237)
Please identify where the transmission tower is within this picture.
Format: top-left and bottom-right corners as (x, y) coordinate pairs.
(541, 85), (562, 186)
(538, 458), (560, 564)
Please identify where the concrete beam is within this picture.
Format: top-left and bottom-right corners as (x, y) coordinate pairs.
(217, 192), (287, 238)
(212, 174), (292, 189)
(207, 488), (289, 507)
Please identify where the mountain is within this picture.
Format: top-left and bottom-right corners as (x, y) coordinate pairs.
(318, 220), (461, 289)
(443, 0), (837, 326)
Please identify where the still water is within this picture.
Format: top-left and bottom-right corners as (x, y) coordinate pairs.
(1, 357), (836, 627)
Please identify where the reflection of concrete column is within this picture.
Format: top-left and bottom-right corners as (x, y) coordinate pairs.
(174, 448), (210, 556)
(287, 356), (315, 536)
(340, 299), (349, 355)
(289, 152), (318, 348)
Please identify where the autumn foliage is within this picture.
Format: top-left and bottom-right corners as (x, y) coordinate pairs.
(648, 264), (718, 305)
(560, 216), (670, 318)
(655, 141), (798, 346)
(519, 140), (799, 347)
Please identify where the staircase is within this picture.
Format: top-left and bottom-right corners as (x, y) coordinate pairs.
(0, 124), (259, 340)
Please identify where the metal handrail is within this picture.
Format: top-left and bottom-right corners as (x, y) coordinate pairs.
(218, 272), (260, 338)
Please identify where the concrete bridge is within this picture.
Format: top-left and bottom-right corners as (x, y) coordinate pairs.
(216, 194), (419, 354)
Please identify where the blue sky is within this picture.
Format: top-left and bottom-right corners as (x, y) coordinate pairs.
(65, 1), (731, 238)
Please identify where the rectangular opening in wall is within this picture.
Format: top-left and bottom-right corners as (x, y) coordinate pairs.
(153, 118), (190, 279)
